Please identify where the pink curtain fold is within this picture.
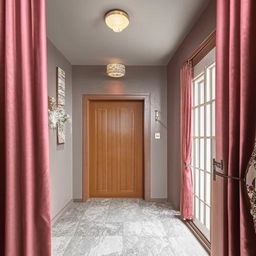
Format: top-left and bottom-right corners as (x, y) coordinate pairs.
(216, 0), (256, 255)
(180, 61), (193, 220)
(0, 0), (51, 255)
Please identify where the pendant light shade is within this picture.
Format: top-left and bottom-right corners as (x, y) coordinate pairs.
(106, 64), (125, 78)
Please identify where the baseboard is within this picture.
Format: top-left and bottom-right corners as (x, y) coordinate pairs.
(73, 198), (84, 202)
(148, 198), (167, 202)
(73, 198), (168, 203)
(51, 199), (73, 225)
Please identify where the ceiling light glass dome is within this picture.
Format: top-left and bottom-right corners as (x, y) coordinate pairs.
(105, 10), (129, 32)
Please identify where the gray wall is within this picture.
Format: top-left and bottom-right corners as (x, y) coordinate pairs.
(167, 0), (216, 209)
(72, 66), (167, 200)
(47, 39), (73, 218)
(47, 0), (215, 209)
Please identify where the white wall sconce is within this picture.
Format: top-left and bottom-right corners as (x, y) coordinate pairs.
(155, 110), (160, 122)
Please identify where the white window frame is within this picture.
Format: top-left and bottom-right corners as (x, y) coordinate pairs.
(191, 62), (216, 241)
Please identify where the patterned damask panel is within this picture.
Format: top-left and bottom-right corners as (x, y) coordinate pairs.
(246, 141), (256, 233)
(57, 67), (66, 144)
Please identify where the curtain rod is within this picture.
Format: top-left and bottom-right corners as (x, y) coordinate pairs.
(183, 30), (216, 65)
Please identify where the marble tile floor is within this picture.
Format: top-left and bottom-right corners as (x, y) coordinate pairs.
(52, 198), (208, 256)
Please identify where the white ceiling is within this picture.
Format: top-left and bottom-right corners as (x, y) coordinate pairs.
(46, 0), (210, 65)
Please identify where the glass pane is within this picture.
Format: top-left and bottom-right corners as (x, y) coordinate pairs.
(200, 170), (205, 201)
(206, 206), (210, 230)
(200, 106), (204, 136)
(211, 66), (216, 100)
(212, 101), (215, 136)
(195, 139), (199, 167)
(206, 173), (211, 205)
(192, 167), (194, 193)
(200, 80), (205, 104)
(200, 201), (204, 223)
(191, 109), (194, 137)
(206, 104), (211, 136)
(206, 69), (211, 102)
(194, 108), (199, 137)
(212, 138), (216, 160)
(191, 140), (194, 167)
(195, 169), (199, 196)
(192, 82), (194, 107)
(192, 81), (195, 107)
(194, 81), (199, 106)
(206, 139), (211, 172)
(200, 139), (205, 169)
(195, 197), (199, 219)
(193, 197), (196, 217)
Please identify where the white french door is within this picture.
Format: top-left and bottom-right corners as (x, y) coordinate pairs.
(191, 48), (216, 241)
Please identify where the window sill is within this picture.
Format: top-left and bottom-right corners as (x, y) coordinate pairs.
(182, 219), (211, 255)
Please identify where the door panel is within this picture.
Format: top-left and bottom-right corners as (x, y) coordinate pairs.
(94, 108), (107, 192)
(120, 107), (135, 192)
(191, 48), (216, 242)
(89, 100), (144, 198)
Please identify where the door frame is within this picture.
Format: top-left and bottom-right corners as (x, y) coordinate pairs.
(82, 94), (151, 201)
(183, 30), (216, 254)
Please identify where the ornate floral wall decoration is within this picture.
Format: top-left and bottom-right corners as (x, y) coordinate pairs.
(246, 141), (256, 233)
(48, 67), (71, 144)
(48, 97), (70, 130)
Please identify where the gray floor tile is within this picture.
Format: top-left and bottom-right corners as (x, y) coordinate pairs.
(52, 198), (208, 256)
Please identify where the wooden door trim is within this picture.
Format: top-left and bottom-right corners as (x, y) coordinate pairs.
(82, 94), (151, 201)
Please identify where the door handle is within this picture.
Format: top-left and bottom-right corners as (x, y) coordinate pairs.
(212, 159), (244, 182)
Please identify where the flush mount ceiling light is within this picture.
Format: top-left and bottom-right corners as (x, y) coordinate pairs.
(106, 64), (125, 78)
(105, 10), (129, 32)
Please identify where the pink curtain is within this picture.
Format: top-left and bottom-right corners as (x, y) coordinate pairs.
(0, 0), (51, 255)
(180, 61), (193, 220)
(216, 0), (256, 255)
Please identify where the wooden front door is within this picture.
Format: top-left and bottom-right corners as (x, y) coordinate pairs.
(88, 100), (144, 198)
